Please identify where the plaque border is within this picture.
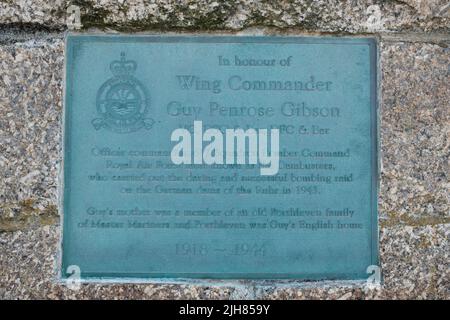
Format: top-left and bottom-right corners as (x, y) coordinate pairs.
(61, 34), (379, 282)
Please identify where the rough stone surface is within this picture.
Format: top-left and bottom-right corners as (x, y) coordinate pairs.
(0, 39), (63, 233)
(0, 0), (449, 33)
(0, 37), (448, 299)
(379, 41), (450, 227)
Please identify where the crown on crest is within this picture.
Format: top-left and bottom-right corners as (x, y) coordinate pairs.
(110, 52), (137, 77)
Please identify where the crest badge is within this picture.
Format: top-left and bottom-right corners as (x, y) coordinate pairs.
(92, 52), (154, 133)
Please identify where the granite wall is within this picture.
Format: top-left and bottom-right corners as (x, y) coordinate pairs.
(0, 0), (449, 299)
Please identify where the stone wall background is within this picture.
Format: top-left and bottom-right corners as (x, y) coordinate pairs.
(0, 0), (449, 299)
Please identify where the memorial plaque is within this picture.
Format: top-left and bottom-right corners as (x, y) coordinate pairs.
(62, 35), (378, 280)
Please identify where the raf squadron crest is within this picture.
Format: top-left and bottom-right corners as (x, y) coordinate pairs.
(92, 52), (154, 133)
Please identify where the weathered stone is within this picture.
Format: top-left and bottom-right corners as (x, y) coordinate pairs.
(0, 39), (63, 225)
(0, 0), (449, 33)
(379, 41), (450, 227)
(399, 0), (450, 18)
